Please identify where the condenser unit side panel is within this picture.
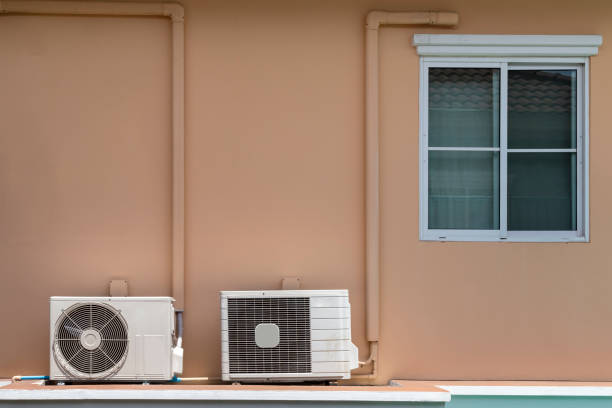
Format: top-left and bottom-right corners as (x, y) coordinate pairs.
(310, 329), (351, 341)
(309, 294), (353, 378)
(310, 308), (350, 319)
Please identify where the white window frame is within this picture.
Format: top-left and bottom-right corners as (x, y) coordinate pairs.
(414, 35), (602, 242)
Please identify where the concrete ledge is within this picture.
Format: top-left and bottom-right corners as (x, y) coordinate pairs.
(438, 385), (612, 397)
(0, 380), (450, 402)
(427, 381), (612, 397)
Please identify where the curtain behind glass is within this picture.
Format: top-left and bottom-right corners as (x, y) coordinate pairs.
(507, 70), (577, 231)
(428, 68), (500, 230)
(429, 69), (499, 148)
(429, 151), (500, 229)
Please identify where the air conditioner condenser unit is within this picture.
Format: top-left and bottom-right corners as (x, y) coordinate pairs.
(49, 296), (181, 382)
(220, 289), (359, 382)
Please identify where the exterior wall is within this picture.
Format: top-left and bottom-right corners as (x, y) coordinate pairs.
(1, 0), (611, 382)
(0, 14), (173, 377)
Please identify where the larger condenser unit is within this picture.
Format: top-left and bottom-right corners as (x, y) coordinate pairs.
(49, 297), (181, 382)
(220, 290), (359, 382)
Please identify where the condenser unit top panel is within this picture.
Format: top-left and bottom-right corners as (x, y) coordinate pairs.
(50, 296), (174, 303)
(220, 290), (348, 298)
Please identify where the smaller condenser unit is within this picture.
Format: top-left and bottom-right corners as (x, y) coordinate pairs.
(50, 297), (181, 382)
(220, 290), (358, 382)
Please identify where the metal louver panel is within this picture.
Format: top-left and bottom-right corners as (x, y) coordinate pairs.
(228, 297), (311, 374)
(54, 303), (128, 378)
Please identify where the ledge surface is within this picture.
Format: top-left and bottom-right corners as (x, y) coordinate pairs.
(0, 380), (450, 402)
(428, 381), (612, 397)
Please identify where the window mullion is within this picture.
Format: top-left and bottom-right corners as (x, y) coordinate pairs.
(500, 63), (509, 238)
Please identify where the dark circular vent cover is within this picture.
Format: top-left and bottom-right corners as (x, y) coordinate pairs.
(54, 303), (128, 379)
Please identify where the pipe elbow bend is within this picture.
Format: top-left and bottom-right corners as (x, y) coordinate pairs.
(163, 2), (184, 22)
(366, 11), (386, 30)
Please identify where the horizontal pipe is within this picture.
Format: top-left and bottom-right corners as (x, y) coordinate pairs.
(172, 377), (220, 382)
(12, 376), (49, 382)
(367, 11), (458, 30)
(0, 1), (184, 21)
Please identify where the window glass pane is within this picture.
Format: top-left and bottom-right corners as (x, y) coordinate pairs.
(508, 153), (577, 231)
(429, 151), (500, 230)
(508, 70), (577, 149)
(429, 68), (500, 148)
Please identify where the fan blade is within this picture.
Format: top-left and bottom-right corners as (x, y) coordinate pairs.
(64, 326), (83, 337)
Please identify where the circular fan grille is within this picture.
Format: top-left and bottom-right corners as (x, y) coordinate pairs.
(54, 303), (128, 378)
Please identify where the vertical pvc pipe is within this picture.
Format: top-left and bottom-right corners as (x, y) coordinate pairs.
(365, 23), (380, 343)
(171, 13), (185, 311)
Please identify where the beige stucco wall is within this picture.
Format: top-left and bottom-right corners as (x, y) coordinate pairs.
(1, 0), (612, 382)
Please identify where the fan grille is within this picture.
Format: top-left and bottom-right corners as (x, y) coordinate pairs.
(54, 303), (128, 378)
(227, 297), (311, 374)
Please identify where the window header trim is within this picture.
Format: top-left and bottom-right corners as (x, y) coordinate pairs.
(413, 34), (602, 57)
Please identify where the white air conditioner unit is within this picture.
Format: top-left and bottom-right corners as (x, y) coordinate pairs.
(49, 296), (181, 382)
(220, 289), (359, 382)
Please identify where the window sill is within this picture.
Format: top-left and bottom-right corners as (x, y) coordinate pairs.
(421, 232), (588, 243)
